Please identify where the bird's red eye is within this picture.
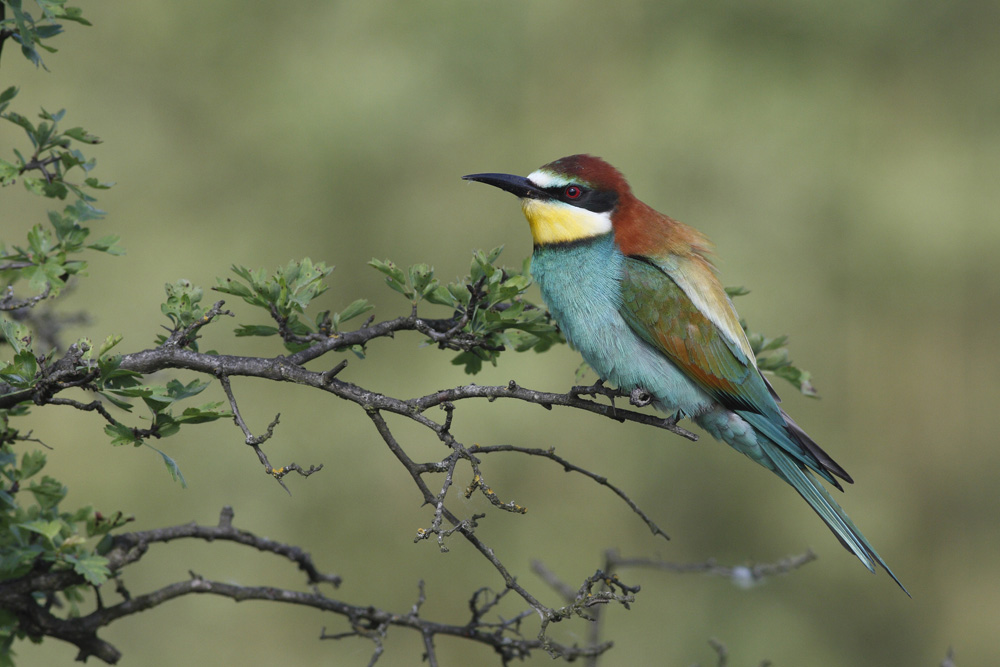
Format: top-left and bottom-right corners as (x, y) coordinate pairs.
(564, 185), (582, 199)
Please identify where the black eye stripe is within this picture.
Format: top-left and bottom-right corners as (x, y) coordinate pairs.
(542, 185), (618, 213)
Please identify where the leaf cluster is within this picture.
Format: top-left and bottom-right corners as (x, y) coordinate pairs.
(215, 258), (367, 353)
(371, 247), (563, 373)
(0, 439), (131, 660)
(0, 0), (89, 69)
(1, 87), (120, 300)
(0, 8), (136, 661)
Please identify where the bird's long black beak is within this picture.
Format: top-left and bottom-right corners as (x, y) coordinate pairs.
(462, 172), (549, 200)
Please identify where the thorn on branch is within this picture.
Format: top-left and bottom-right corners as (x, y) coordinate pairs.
(218, 373), (279, 446)
(321, 359), (349, 385)
(464, 472), (527, 514)
(248, 413), (281, 447)
(113, 574), (132, 602)
(439, 402), (455, 434)
(409, 580), (427, 618)
(218, 505), (235, 529)
(0, 428), (52, 449)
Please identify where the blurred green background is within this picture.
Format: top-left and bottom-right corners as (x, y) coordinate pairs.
(6, 1), (1000, 664)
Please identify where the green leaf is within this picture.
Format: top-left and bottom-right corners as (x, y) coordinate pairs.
(27, 476), (67, 510)
(501, 274), (531, 292)
(369, 258), (409, 296)
(336, 299), (374, 325)
(161, 279), (205, 330)
(215, 275), (256, 301)
(58, 6), (92, 26)
(97, 357), (141, 384)
(725, 285), (751, 298)
(0, 350), (39, 388)
(22, 175), (46, 195)
(65, 553), (110, 586)
(104, 422), (140, 446)
(105, 383), (153, 399)
(175, 402), (229, 424)
(165, 378), (210, 402)
(97, 334), (123, 359)
(451, 350), (484, 375)
(424, 285), (456, 307)
(368, 258), (405, 284)
(48, 209), (79, 240)
(772, 365), (818, 398)
(98, 391), (134, 412)
(87, 234), (124, 255)
(408, 263), (435, 299)
(215, 261), (330, 320)
(64, 199), (106, 223)
(83, 177), (114, 190)
(20, 451), (46, 479)
(0, 546), (40, 579)
(0, 159), (18, 182)
(63, 126), (101, 144)
(0, 86), (18, 107)
(234, 324), (279, 337)
(153, 416), (181, 439)
(3, 110), (36, 136)
(144, 443), (186, 487)
(20, 520), (63, 543)
(447, 282), (471, 306)
(0, 318), (31, 355)
(760, 335), (789, 352)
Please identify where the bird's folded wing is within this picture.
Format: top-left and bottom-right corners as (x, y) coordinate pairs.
(619, 254), (775, 417)
(618, 254), (848, 486)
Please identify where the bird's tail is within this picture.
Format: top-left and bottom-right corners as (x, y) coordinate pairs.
(700, 408), (909, 595)
(767, 447), (910, 596)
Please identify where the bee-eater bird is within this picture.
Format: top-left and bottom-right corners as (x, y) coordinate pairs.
(463, 154), (906, 593)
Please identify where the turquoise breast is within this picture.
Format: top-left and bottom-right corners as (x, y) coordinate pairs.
(530, 233), (713, 417)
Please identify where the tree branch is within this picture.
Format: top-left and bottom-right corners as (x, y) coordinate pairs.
(0, 305), (731, 664)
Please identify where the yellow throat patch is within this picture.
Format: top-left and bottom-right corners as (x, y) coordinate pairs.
(520, 198), (613, 246)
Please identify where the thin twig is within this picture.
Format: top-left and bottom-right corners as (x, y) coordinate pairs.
(470, 443), (669, 540)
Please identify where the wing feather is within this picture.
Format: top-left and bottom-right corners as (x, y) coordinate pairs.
(618, 254), (850, 487)
(619, 255), (778, 419)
